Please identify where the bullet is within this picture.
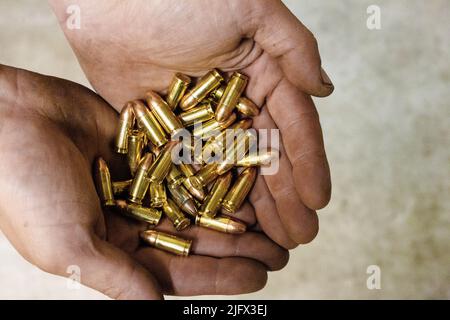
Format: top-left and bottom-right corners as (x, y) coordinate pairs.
(162, 198), (191, 231)
(215, 72), (248, 122)
(180, 69), (223, 111)
(199, 172), (232, 217)
(115, 102), (135, 154)
(166, 165), (185, 187)
(166, 73), (191, 110)
(236, 148), (279, 167)
(222, 167), (257, 214)
(128, 153), (154, 204)
(132, 100), (167, 147)
(188, 163), (219, 189)
(145, 90), (183, 135)
(149, 182), (166, 208)
(202, 119), (252, 163)
(179, 163), (206, 201)
(167, 183), (198, 217)
(179, 101), (215, 126)
(127, 130), (145, 176)
(236, 97), (259, 117)
(147, 141), (178, 184)
(112, 179), (133, 195)
(210, 84), (226, 101)
(192, 112), (236, 140)
(216, 130), (257, 175)
(95, 158), (115, 206)
(195, 214), (246, 234)
(140, 230), (192, 256)
(115, 200), (161, 225)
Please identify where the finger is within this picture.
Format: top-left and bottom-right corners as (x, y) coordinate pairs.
(246, 0), (333, 97)
(267, 79), (331, 209)
(154, 219), (288, 271)
(76, 235), (163, 300)
(253, 107), (319, 244)
(135, 249), (267, 296)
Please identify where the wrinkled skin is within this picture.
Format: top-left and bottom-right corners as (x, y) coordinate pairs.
(0, 65), (289, 299)
(50, 0), (333, 249)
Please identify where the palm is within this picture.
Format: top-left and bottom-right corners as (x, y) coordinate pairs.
(51, 0), (332, 248)
(0, 66), (286, 299)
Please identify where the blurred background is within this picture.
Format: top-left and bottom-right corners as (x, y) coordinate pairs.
(0, 0), (448, 299)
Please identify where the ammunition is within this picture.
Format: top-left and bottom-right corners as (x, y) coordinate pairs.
(236, 97), (259, 117)
(132, 100), (167, 147)
(162, 198), (191, 231)
(192, 112), (236, 139)
(236, 148), (279, 167)
(166, 73), (191, 110)
(166, 165), (185, 187)
(216, 130), (257, 175)
(180, 69), (223, 111)
(167, 183), (198, 217)
(210, 84), (226, 101)
(127, 130), (145, 176)
(128, 153), (154, 204)
(222, 167), (257, 214)
(195, 214), (246, 234)
(199, 172), (232, 217)
(215, 72), (248, 122)
(95, 158), (115, 206)
(179, 163), (206, 201)
(145, 90), (183, 134)
(147, 141), (178, 184)
(115, 102), (135, 154)
(115, 200), (161, 225)
(179, 101), (215, 126)
(140, 230), (191, 256)
(112, 179), (133, 195)
(149, 182), (166, 207)
(188, 163), (219, 189)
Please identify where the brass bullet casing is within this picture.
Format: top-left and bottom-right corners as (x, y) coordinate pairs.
(188, 163), (219, 189)
(95, 157), (115, 206)
(115, 102), (135, 154)
(210, 84), (226, 101)
(127, 130), (145, 176)
(115, 200), (162, 225)
(236, 97), (259, 117)
(162, 198), (191, 231)
(192, 112), (237, 140)
(180, 69), (223, 111)
(140, 230), (192, 256)
(195, 214), (246, 234)
(222, 167), (257, 214)
(179, 163), (206, 201)
(215, 72), (248, 122)
(128, 153), (154, 204)
(132, 100), (167, 147)
(112, 179), (133, 195)
(236, 148), (279, 167)
(179, 101), (215, 127)
(216, 130), (257, 175)
(166, 165), (185, 187)
(149, 182), (166, 208)
(199, 172), (232, 217)
(145, 90), (183, 135)
(166, 73), (191, 110)
(147, 141), (178, 184)
(167, 183), (198, 217)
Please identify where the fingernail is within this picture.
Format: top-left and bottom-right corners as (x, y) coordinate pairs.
(320, 67), (333, 87)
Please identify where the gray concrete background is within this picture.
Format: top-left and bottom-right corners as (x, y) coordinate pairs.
(0, 0), (448, 299)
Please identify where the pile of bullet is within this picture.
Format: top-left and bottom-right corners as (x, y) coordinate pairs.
(95, 70), (277, 256)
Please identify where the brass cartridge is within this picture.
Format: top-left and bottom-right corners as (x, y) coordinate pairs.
(128, 153), (154, 204)
(166, 73), (191, 110)
(236, 148), (279, 167)
(180, 69), (223, 111)
(112, 179), (133, 195)
(145, 90), (183, 134)
(192, 112), (236, 139)
(115, 200), (161, 225)
(162, 198), (191, 231)
(167, 183), (198, 217)
(199, 172), (232, 217)
(215, 72), (248, 122)
(222, 167), (257, 214)
(140, 230), (191, 256)
(236, 97), (259, 117)
(195, 214), (246, 234)
(115, 102), (135, 154)
(187, 163), (219, 189)
(132, 100), (167, 147)
(147, 141), (178, 184)
(179, 101), (215, 127)
(95, 157), (115, 206)
(166, 165), (185, 187)
(149, 182), (166, 208)
(127, 130), (145, 176)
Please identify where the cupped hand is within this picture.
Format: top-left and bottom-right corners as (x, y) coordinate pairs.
(0, 65), (288, 299)
(50, 0), (333, 248)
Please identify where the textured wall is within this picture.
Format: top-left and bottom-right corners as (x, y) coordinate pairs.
(0, 0), (448, 299)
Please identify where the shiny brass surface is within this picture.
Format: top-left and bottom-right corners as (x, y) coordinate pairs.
(162, 198), (191, 231)
(132, 100), (167, 147)
(145, 90), (183, 134)
(215, 72), (248, 122)
(128, 153), (154, 204)
(199, 172), (232, 217)
(166, 73), (191, 110)
(95, 157), (115, 206)
(115, 102), (135, 154)
(149, 182), (166, 208)
(112, 179), (133, 195)
(222, 167), (257, 214)
(115, 200), (161, 225)
(179, 101), (215, 126)
(167, 183), (198, 217)
(180, 69), (223, 110)
(140, 230), (191, 256)
(195, 214), (246, 234)
(127, 130), (145, 176)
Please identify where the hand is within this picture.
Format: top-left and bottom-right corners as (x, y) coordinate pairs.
(50, 0), (333, 248)
(0, 65), (288, 299)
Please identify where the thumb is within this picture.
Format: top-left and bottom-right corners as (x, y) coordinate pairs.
(249, 0), (333, 97)
(74, 236), (162, 300)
